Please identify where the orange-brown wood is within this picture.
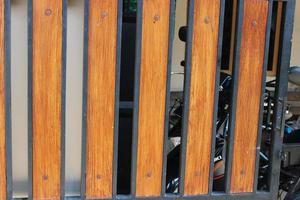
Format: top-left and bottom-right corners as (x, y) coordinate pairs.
(270, 2), (283, 76)
(85, 0), (118, 198)
(228, 0), (238, 73)
(32, 0), (62, 199)
(230, 0), (269, 193)
(0, 0), (6, 199)
(136, 0), (170, 196)
(184, 0), (221, 195)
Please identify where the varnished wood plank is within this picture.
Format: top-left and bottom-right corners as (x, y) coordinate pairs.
(271, 2), (283, 76)
(228, 0), (238, 74)
(32, 0), (63, 198)
(0, 0), (6, 199)
(230, 0), (269, 193)
(136, 0), (170, 196)
(85, 0), (118, 198)
(184, 0), (221, 195)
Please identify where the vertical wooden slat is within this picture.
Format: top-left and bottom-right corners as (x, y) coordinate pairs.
(271, 2), (283, 75)
(230, 0), (269, 193)
(85, 0), (118, 198)
(32, 0), (63, 198)
(136, 0), (170, 196)
(184, 0), (221, 195)
(0, 0), (6, 199)
(228, 0), (238, 73)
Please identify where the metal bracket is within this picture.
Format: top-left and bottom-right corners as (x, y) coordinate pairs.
(279, 150), (288, 161)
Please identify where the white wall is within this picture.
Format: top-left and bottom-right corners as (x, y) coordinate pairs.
(64, 0), (84, 196)
(291, 1), (300, 67)
(170, 0), (187, 91)
(11, 0), (28, 197)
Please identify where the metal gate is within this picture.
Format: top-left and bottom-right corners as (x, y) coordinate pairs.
(0, 0), (296, 199)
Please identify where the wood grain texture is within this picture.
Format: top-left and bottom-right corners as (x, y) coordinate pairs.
(271, 2), (283, 76)
(85, 0), (118, 198)
(228, 0), (238, 74)
(184, 0), (221, 195)
(32, 0), (62, 199)
(0, 0), (6, 199)
(230, 0), (269, 193)
(136, 0), (170, 196)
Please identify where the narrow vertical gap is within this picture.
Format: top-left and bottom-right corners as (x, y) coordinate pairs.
(65, 0), (84, 196)
(164, 0), (187, 195)
(223, 0), (244, 193)
(11, 0), (28, 198)
(117, 0), (137, 194)
(117, 109), (133, 195)
(212, 0), (234, 192)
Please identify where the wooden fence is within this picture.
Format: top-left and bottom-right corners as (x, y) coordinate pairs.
(0, 0), (296, 199)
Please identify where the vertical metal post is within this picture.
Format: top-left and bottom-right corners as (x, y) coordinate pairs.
(208, 0), (226, 194)
(113, 0), (123, 198)
(179, 0), (195, 195)
(161, 0), (176, 196)
(253, 0), (274, 193)
(61, 0), (67, 199)
(27, 0), (33, 198)
(4, 0), (12, 198)
(224, 0), (244, 194)
(269, 0), (296, 199)
(80, 0), (89, 199)
(131, 0), (143, 196)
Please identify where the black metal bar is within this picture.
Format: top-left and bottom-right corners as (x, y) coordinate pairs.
(179, 0), (195, 195)
(61, 0), (67, 199)
(161, 0), (176, 196)
(58, 192), (273, 200)
(282, 143), (300, 150)
(224, 0), (244, 194)
(266, 97), (272, 131)
(113, 0), (123, 198)
(208, 0), (225, 194)
(253, 0), (274, 193)
(116, 193), (272, 200)
(4, 0), (12, 198)
(130, 0), (143, 196)
(80, 0), (90, 199)
(27, 0), (33, 198)
(120, 101), (133, 109)
(269, 0), (296, 199)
